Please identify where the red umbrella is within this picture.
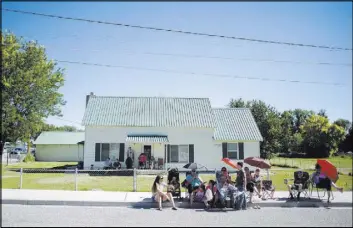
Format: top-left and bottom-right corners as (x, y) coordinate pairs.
(244, 157), (271, 169)
(221, 158), (238, 169)
(317, 159), (339, 183)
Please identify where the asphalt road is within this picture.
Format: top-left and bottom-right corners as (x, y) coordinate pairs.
(2, 204), (352, 227)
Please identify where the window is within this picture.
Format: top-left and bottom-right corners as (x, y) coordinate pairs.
(170, 145), (189, 163)
(95, 143), (111, 161)
(227, 143), (238, 159)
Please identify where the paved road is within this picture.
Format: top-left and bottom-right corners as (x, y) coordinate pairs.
(2, 205), (352, 227)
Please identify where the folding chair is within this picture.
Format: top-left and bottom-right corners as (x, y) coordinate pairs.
(309, 178), (334, 201)
(261, 180), (275, 200)
(285, 171), (310, 200)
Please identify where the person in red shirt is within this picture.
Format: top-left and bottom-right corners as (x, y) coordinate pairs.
(138, 153), (147, 169)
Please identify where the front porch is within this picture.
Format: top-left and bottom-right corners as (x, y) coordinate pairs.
(126, 134), (169, 170)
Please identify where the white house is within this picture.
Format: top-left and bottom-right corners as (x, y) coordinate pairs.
(81, 93), (263, 170)
(34, 131), (84, 162)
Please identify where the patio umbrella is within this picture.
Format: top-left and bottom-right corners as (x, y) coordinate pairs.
(244, 157), (271, 169)
(183, 163), (207, 170)
(221, 158), (238, 169)
(317, 159), (339, 183)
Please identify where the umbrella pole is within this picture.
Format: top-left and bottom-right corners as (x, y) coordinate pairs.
(266, 169), (270, 180)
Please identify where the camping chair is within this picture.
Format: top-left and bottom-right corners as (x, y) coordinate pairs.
(261, 180), (275, 200)
(285, 171), (310, 200)
(309, 177), (334, 201)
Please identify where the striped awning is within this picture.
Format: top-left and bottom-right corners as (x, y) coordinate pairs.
(126, 135), (169, 143)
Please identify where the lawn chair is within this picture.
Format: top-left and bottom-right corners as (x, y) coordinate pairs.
(261, 180), (275, 200)
(309, 177), (334, 201)
(285, 171), (310, 200)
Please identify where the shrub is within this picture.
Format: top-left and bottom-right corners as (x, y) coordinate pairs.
(23, 153), (35, 163)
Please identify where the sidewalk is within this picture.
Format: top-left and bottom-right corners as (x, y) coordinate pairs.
(2, 189), (352, 208)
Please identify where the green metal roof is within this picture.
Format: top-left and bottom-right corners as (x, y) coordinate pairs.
(34, 131), (85, 145)
(82, 96), (215, 128)
(213, 108), (263, 141)
(126, 135), (169, 143)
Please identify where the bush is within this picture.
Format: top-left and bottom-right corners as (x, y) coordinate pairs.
(23, 153), (35, 163)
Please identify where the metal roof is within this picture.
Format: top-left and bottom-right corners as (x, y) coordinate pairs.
(34, 131), (85, 145)
(82, 96), (215, 128)
(126, 135), (169, 143)
(213, 108), (263, 141)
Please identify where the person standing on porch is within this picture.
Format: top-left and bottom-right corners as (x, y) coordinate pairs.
(127, 147), (135, 161)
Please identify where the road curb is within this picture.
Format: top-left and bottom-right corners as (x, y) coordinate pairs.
(2, 199), (352, 208)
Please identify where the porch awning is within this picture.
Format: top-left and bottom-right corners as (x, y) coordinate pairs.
(126, 135), (169, 143)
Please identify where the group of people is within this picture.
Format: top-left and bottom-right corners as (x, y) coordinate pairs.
(125, 147), (150, 169)
(151, 162), (270, 211)
(286, 163), (344, 203)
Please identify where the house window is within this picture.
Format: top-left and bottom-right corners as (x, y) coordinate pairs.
(170, 145), (189, 163)
(227, 143), (238, 159)
(95, 143), (111, 161)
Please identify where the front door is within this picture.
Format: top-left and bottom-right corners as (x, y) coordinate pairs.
(143, 145), (152, 160)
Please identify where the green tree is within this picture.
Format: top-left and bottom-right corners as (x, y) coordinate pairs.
(333, 119), (352, 134)
(301, 115), (345, 158)
(229, 98), (282, 155)
(1, 31), (66, 151)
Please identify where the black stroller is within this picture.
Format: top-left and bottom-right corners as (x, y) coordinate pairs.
(167, 168), (181, 199)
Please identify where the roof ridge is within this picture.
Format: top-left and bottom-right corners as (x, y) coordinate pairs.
(91, 96), (210, 99)
(212, 107), (251, 110)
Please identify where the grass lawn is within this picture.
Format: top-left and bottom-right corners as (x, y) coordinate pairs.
(2, 169), (352, 192)
(269, 157), (352, 170)
(2, 161), (352, 192)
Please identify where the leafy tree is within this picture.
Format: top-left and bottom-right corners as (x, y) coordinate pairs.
(1, 31), (66, 152)
(318, 109), (328, 118)
(301, 115), (345, 158)
(333, 119), (352, 134)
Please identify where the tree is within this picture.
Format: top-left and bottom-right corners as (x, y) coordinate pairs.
(333, 119), (352, 134)
(291, 109), (315, 134)
(229, 98), (282, 154)
(1, 31), (66, 151)
(32, 124), (83, 140)
(300, 115), (345, 158)
(318, 109), (328, 118)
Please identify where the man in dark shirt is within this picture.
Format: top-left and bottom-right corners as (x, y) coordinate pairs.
(234, 162), (247, 210)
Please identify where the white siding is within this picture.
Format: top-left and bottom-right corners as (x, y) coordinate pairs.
(244, 141), (260, 158)
(36, 144), (83, 162)
(84, 126), (261, 170)
(84, 126), (217, 170)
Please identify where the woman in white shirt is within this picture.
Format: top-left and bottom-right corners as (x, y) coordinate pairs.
(151, 175), (177, 211)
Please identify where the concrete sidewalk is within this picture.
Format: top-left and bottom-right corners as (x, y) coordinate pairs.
(2, 189), (352, 208)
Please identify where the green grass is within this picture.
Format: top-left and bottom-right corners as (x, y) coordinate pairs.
(2, 161), (352, 192)
(2, 169), (352, 192)
(269, 157), (353, 170)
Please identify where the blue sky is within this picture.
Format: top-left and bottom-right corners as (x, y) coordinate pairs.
(3, 2), (352, 129)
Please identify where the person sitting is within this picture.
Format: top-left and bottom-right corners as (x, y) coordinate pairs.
(185, 169), (203, 206)
(221, 167), (232, 183)
(138, 153), (147, 169)
(253, 168), (263, 199)
(151, 175), (177, 211)
(103, 157), (112, 170)
(287, 170), (304, 200)
(244, 167), (261, 203)
(217, 174), (237, 208)
(203, 180), (217, 209)
(312, 163), (343, 203)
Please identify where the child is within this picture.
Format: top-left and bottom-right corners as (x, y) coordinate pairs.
(203, 180), (216, 209)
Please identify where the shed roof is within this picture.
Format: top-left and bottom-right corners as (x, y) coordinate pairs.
(34, 131), (85, 145)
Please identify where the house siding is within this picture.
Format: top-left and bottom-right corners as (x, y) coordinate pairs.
(84, 126), (217, 169)
(36, 144), (83, 162)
